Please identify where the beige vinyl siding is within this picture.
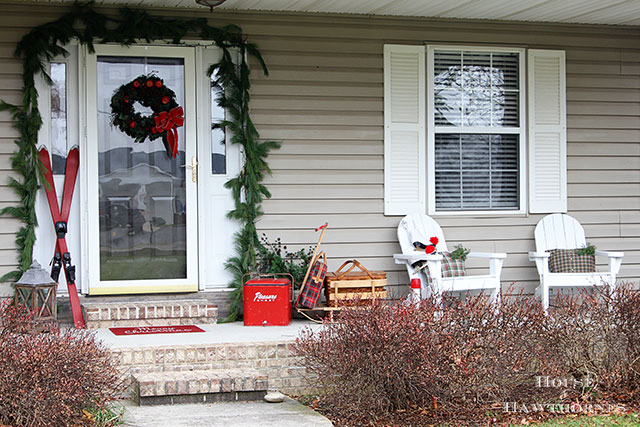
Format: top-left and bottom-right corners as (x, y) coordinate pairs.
(0, 10), (25, 293)
(0, 3), (638, 298)
(245, 17), (640, 296)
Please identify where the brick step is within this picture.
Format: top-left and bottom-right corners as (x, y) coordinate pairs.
(133, 369), (268, 406)
(112, 342), (307, 395)
(82, 299), (218, 329)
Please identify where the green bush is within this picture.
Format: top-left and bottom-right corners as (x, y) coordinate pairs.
(257, 234), (313, 287)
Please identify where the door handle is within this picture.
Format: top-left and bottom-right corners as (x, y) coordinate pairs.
(181, 156), (198, 182)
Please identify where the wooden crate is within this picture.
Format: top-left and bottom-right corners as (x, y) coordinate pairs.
(324, 260), (387, 307)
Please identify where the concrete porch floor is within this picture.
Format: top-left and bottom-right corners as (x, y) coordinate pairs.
(94, 319), (324, 349)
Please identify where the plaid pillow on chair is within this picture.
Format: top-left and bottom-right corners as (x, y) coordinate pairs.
(419, 253), (466, 286)
(548, 249), (596, 273)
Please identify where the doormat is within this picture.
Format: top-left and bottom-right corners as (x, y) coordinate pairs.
(109, 325), (205, 336)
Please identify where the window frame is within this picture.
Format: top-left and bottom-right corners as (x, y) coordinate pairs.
(426, 45), (527, 216)
(34, 43), (81, 176)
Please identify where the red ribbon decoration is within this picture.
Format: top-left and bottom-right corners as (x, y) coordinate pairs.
(425, 236), (439, 254)
(153, 106), (184, 158)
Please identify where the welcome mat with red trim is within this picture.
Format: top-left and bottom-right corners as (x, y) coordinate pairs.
(109, 325), (205, 336)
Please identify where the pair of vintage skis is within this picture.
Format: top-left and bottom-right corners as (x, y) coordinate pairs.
(38, 147), (85, 328)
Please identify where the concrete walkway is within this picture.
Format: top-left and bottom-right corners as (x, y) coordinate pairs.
(121, 397), (333, 426)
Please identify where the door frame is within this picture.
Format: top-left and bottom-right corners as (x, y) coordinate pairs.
(83, 44), (198, 294)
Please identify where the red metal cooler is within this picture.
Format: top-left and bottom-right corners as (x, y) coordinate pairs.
(243, 278), (292, 326)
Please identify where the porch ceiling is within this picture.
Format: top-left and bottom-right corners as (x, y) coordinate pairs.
(27, 0), (640, 26)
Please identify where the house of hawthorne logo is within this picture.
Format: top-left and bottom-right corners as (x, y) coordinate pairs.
(253, 292), (278, 302)
(503, 402), (625, 414)
(536, 375), (595, 389)
(503, 375), (624, 415)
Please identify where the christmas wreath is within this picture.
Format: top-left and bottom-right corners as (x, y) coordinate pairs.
(110, 74), (184, 158)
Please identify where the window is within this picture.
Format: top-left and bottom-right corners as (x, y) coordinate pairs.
(427, 47), (525, 214)
(50, 62), (68, 175)
(34, 46), (79, 178)
(210, 73), (226, 174)
(384, 45), (566, 217)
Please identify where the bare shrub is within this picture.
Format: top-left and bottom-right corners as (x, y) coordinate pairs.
(295, 292), (554, 421)
(295, 285), (640, 424)
(0, 300), (124, 427)
(545, 284), (640, 393)
(438, 293), (555, 405)
(612, 285), (640, 386)
(296, 300), (442, 417)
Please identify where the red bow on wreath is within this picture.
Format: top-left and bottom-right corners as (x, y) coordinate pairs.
(153, 106), (184, 158)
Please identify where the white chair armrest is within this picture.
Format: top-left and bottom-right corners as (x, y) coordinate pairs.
(467, 252), (507, 259)
(393, 253), (443, 264)
(595, 250), (624, 258)
(394, 253), (445, 295)
(595, 250), (624, 276)
(466, 252), (506, 278)
(528, 252), (550, 275)
(528, 252), (550, 261)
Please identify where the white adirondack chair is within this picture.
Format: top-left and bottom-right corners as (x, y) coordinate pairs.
(529, 213), (624, 310)
(393, 213), (506, 303)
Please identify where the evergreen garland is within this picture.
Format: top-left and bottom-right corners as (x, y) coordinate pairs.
(0, 1), (279, 320)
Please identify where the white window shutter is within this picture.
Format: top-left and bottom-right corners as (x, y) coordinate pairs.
(384, 45), (426, 216)
(528, 49), (567, 213)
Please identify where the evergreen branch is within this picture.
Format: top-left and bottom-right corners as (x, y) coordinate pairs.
(244, 43), (269, 76)
(0, 270), (22, 282)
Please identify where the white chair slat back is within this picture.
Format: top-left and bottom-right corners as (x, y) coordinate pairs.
(398, 212), (448, 254)
(535, 213), (586, 252)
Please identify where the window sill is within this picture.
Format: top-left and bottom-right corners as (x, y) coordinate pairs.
(429, 209), (528, 218)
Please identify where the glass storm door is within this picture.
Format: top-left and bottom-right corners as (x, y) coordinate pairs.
(86, 45), (197, 294)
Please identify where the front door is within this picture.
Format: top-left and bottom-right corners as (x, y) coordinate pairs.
(86, 45), (198, 294)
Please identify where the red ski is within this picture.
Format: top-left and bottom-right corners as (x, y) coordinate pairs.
(38, 147), (85, 329)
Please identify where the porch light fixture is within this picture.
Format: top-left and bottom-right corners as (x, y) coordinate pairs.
(14, 261), (57, 328)
(195, 0), (227, 11)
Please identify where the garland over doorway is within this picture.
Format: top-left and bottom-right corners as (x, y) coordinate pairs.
(0, 1), (279, 320)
